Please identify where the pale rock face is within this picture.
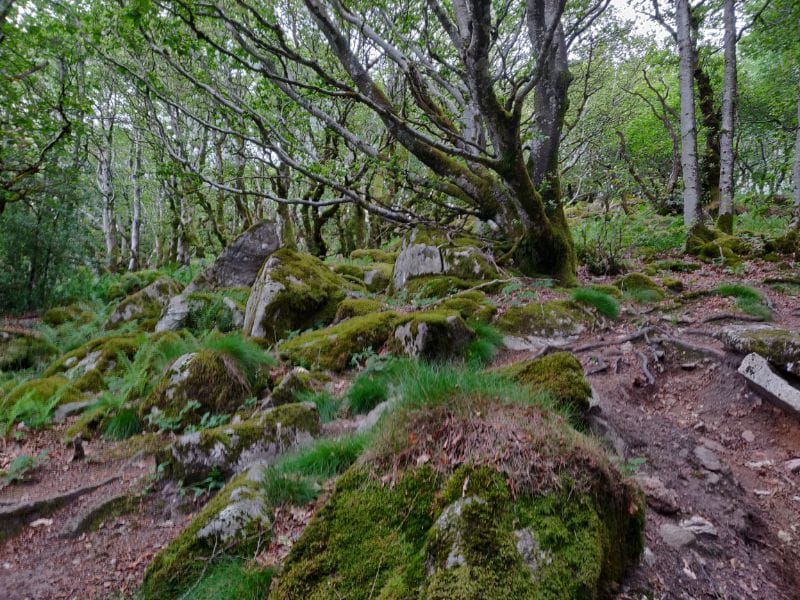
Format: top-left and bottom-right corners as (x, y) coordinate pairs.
(392, 315), (474, 361)
(197, 489), (270, 544)
(106, 277), (180, 329)
(392, 242), (444, 290)
(243, 273), (286, 339)
(738, 352), (800, 417)
(720, 325), (800, 376)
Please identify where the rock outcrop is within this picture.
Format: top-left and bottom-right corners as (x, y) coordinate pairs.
(105, 277), (181, 331)
(720, 325), (800, 376)
(390, 312), (475, 361)
(738, 353), (800, 417)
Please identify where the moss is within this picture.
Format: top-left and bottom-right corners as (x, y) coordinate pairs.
(331, 263), (366, 280)
(686, 224), (750, 266)
(350, 248), (397, 263)
(403, 275), (476, 300)
(186, 287), (250, 333)
(140, 350), (251, 427)
(279, 312), (402, 372)
(44, 333), (141, 392)
(389, 311), (475, 361)
(244, 249), (349, 343)
(498, 352), (592, 415)
(588, 284), (622, 298)
(363, 263), (393, 293)
(439, 291), (497, 322)
(763, 230), (799, 256)
(614, 273), (665, 299)
(42, 303), (95, 327)
(141, 472), (270, 599)
(661, 277), (684, 292)
(0, 331), (57, 371)
(495, 300), (592, 337)
(0, 375), (81, 413)
(334, 298), (382, 322)
(268, 368), (314, 406)
(441, 246), (499, 281)
(105, 277), (181, 332)
(719, 326), (800, 374)
(106, 270), (162, 301)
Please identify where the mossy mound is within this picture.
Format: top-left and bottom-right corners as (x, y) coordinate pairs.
(614, 273), (665, 298)
(764, 230), (800, 258)
(439, 291), (497, 322)
(496, 300), (592, 338)
(588, 284), (622, 298)
(334, 298), (382, 322)
(719, 325), (800, 376)
(105, 277), (182, 332)
(498, 352), (592, 415)
(0, 375), (82, 413)
(660, 277), (684, 292)
(685, 225), (751, 266)
(279, 312), (402, 372)
(140, 350), (251, 428)
(350, 248), (396, 263)
(185, 287), (250, 333)
(403, 275), (477, 300)
(0, 330), (57, 371)
(331, 263), (366, 280)
(363, 263), (393, 293)
(141, 470), (271, 599)
(42, 303), (95, 327)
(243, 249), (349, 342)
(106, 270), (162, 301)
(267, 367), (314, 407)
(44, 333), (141, 392)
(390, 311), (475, 361)
(271, 401), (644, 599)
(158, 402), (320, 482)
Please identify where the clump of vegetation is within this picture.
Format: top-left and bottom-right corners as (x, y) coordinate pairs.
(463, 321), (505, 366)
(0, 451), (48, 485)
(296, 389), (339, 423)
(181, 559), (272, 600)
(715, 284), (772, 320)
(570, 287), (620, 319)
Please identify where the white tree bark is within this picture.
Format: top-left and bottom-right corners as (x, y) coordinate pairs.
(128, 130), (143, 271)
(676, 0), (702, 228)
(96, 132), (117, 270)
(793, 91), (800, 225)
(717, 0), (737, 232)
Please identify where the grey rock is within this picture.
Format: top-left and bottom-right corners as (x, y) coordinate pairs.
(738, 352), (800, 417)
(679, 515), (718, 538)
(784, 458), (800, 474)
(392, 314), (474, 361)
(106, 277), (181, 330)
(693, 445), (722, 472)
(720, 325), (800, 376)
(197, 487), (269, 543)
(741, 429), (755, 443)
(52, 401), (94, 423)
(634, 474), (680, 515)
(392, 234), (444, 290)
(660, 523), (696, 549)
(514, 527), (551, 575)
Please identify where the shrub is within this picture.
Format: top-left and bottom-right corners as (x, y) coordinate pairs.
(570, 287), (620, 319)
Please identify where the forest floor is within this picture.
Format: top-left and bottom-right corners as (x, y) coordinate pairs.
(1, 256), (799, 599)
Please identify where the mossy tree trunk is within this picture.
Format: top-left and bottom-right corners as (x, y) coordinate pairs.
(717, 0), (737, 235)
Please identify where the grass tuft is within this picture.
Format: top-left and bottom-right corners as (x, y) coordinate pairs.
(570, 287), (620, 319)
(181, 559), (272, 600)
(464, 321), (504, 367)
(103, 407), (143, 440)
(715, 284), (771, 319)
(261, 469), (320, 508)
(296, 389), (339, 423)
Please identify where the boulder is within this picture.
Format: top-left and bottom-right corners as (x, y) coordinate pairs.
(183, 288), (249, 333)
(42, 303), (95, 327)
(498, 352), (592, 415)
(0, 329), (56, 371)
(720, 325), (800, 376)
(390, 312), (475, 361)
(139, 350), (251, 429)
(392, 230), (444, 290)
(243, 248), (348, 342)
(349, 248), (396, 263)
(496, 300), (592, 338)
(158, 402), (320, 482)
(438, 291), (497, 322)
(141, 467), (272, 599)
(0, 375), (82, 415)
(44, 333), (141, 392)
(105, 277), (182, 331)
(614, 273), (665, 301)
(738, 352), (800, 417)
(362, 263), (392, 293)
(333, 298), (382, 323)
(156, 221), (281, 332)
(279, 312), (401, 372)
(265, 367), (314, 407)
(270, 401), (644, 599)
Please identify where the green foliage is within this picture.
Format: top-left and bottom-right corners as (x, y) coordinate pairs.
(1, 451), (48, 485)
(346, 356), (410, 414)
(261, 469), (320, 508)
(296, 389), (339, 423)
(570, 287), (620, 319)
(103, 407), (143, 440)
(275, 434), (370, 479)
(201, 332), (274, 388)
(181, 560), (272, 600)
(715, 284), (772, 319)
(463, 321), (504, 367)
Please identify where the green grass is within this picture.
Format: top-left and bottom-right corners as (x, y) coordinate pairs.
(464, 321), (504, 367)
(570, 287), (620, 319)
(296, 389), (339, 423)
(201, 332), (275, 387)
(623, 288), (662, 304)
(276, 434), (370, 479)
(180, 559), (272, 600)
(346, 357), (412, 415)
(103, 407), (143, 440)
(261, 469), (320, 508)
(715, 284), (771, 319)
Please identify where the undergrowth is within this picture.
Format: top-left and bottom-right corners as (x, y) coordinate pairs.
(715, 284), (771, 319)
(570, 287), (620, 319)
(464, 321), (504, 367)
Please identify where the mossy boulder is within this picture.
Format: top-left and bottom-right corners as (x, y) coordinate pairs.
(279, 312), (402, 372)
(390, 312), (475, 361)
(331, 263), (366, 280)
(498, 353), (592, 414)
(685, 225), (751, 266)
(0, 375), (82, 414)
(0, 330), (57, 371)
(184, 287), (250, 333)
(265, 367), (314, 407)
(106, 270), (161, 301)
(157, 402), (320, 482)
(764, 230), (799, 258)
(496, 300), (592, 338)
(270, 401), (644, 599)
(719, 325), (800, 376)
(403, 275), (477, 300)
(439, 291), (497, 322)
(350, 248), (396, 263)
(105, 277), (182, 331)
(140, 350), (251, 429)
(44, 333), (141, 392)
(42, 303), (95, 327)
(334, 298), (382, 322)
(243, 248), (349, 342)
(660, 276), (684, 292)
(363, 262), (393, 293)
(141, 469), (271, 599)
(614, 273), (665, 300)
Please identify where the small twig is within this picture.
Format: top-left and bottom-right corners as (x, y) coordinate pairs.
(572, 327), (653, 353)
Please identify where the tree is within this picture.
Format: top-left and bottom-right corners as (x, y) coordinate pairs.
(717, 0), (737, 233)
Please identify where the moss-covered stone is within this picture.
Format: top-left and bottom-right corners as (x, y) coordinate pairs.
(158, 402), (320, 482)
(106, 270), (162, 301)
(267, 367), (314, 406)
(390, 311), (475, 361)
(42, 303), (95, 327)
(331, 263), (366, 280)
(661, 277), (684, 292)
(279, 312), (402, 372)
(140, 350), (251, 429)
(439, 291), (497, 322)
(334, 298), (382, 322)
(185, 287), (250, 333)
(243, 249), (349, 342)
(0, 375), (82, 413)
(0, 330), (57, 371)
(271, 401), (644, 599)
(498, 352), (592, 414)
(614, 273), (665, 299)
(141, 469), (271, 599)
(685, 224), (751, 266)
(350, 248), (397, 263)
(588, 284), (622, 298)
(44, 333), (142, 392)
(764, 230), (799, 257)
(105, 277), (182, 332)
(719, 325), (800, 376)
(363, 263), (393, 293)
(496, 300), (592, 337)
(403, 275), (476, 300)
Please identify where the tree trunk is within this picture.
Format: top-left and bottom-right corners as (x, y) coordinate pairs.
(717, 0), (737, 234)
(793, 91), (800, 227)
(128, 130), (143, 270)
(97, 140), (118, 271)
(676, 0), (703, 228)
